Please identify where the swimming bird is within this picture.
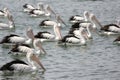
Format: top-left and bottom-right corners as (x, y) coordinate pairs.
(0, 52), (46, 72)
(34, 31), (55, 42)
(39, 15), (66, 28)
(69, 11), (90, 24)
(58, 27), (87, 45)
(26, 27), (47, 55)
(90, 14), (120, 35)
(0, 34), (26, 44)
(29, 4), (56, 17)
(23, 3), (35, 12)
(0, 9), (15, 29)
(69, 23), (92, 39)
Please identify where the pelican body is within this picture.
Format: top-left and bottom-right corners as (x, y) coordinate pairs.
(0, 34), (26, 44)
(0, 52), (46, 72)
(90, 14), (120, 35)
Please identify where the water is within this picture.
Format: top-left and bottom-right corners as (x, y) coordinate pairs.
(0, 0), (120, 80)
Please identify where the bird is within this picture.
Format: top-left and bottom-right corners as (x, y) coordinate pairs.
(0, 34), (26, 44)
(23, 3), (35, 12)
(27, 20), (63, 42)
(28, 4), (56, 17)
(0, 52), (46, 72)
(58, 27), (87, 46)
(34, 31), (55, 42)
(39, 15), (67, 28)
(68, 23), (93, 40)
(89, 14), (120, 35)
(8, 39), (46, 56)
(69, 11), (90, 24)
(0, 9), (15, 30)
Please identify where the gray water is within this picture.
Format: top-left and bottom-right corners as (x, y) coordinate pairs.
(0, 0), (120, 80)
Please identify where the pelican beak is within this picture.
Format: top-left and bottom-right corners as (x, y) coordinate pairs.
(31, 54), (46, 71)
(26, 27), (35, 40)
(35, 40), (47, 54)
(90, 14), (102, 28)
(54, 24), (62, 40)
(56, 15), (67, 27)
(47, 5), (56, 16)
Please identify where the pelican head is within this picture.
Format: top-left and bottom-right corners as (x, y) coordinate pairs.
(84, 11), (90, 21)
(89, 14), (98, 29)
(45, 5), (56, 16)
(56, 15), (67, 27)
(27, 52), (46, 71)
(8, 15), (15, 28)
(33, 39), (47, 55)
(37, 2), (44, 10)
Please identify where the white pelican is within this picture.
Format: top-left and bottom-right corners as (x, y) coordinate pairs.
(34, 31), (55, 42)
(0, 52), (46, 72)
(69, 11), (90, 24)
(39, 15), (66, 28)
(58, 27), (87, 46)
(28, 4), (56, 17)
(90, 14), (120, 35)
(23, 3), (35, 12)
(0, 34), (31, 45)
(7, 28), (47, 56)
(0, 9), (15, 30)
(8, 40), (46, 56)
(69, 23), (93, 39)
(26, 28), (47, 55)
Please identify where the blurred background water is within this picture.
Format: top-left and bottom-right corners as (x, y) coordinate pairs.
(0, 0), (120, 80)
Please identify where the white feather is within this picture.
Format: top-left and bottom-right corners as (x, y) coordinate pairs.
(18, 46), (32, 53)
(44, 21), (57, 26)
(12, 64), (33, 72)
(10, 36), (26, 43)
(33, 10), (45, 15)
(66, 37), (80, 43)
(109, 26), (120, 32)
(74, 16), (84, 21)
(42, 33), (55, 39)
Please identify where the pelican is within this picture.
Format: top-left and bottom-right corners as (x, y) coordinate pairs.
(29, 4), (56, 17)
(69, 11), (90, 24)
(26, 28), (47, 55)
(58, 27), (87, 45)
(90, 14), (120, 35)
(0, 52), (46, 72)
(0, 9), (15, 29)
(0, 34), (28, 44)
(39, 15), (66, 28)
(23, 3), (35, 12)
(8, 40), (46, 56)
(69, 23), (93, 39)
(34, 31), (55, 42)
